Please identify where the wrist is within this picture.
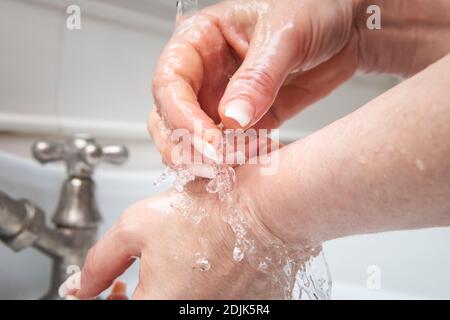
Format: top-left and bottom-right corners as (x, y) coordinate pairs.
(234, 153), (321, 250)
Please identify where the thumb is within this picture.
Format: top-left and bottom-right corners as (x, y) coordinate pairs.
(219, 20), (299, 129)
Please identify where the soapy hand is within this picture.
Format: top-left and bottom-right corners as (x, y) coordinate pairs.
(59, 180), (303, 299)
(149, 0), (359, 165)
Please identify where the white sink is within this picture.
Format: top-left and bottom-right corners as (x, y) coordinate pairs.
(0, 136), (449, 299)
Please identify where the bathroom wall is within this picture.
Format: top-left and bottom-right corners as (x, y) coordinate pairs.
(0, 0), (172, 139)
(0, 0), (399, 142)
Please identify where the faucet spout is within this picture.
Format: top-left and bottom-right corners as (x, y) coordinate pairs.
(0, 135), (128, 299)
(0, 190), (45, 251)
(0, 188), (99, 299)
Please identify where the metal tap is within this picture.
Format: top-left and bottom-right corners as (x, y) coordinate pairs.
(0, 135), (128, 299)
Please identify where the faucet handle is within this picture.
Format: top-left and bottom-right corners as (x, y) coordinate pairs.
(32, 140), (65, 164)
(32, 135), (129, 177)
(83, 143), (128, 166)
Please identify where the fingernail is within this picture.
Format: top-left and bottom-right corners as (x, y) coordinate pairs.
(225, 151), (246, 165)
(186, 164), (216, 179)
(203, 128), (223, 149)
(202, 141), (219, 163)
(58, 271), (81, 299)
(224, 99), (253, 127)
(192, 135), (219, 163)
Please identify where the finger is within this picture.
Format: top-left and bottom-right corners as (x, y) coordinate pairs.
(149, 110), (217, 178)
(151, 106), (280, 169)
(218, 11), (301, 129)
(153, 40), (216, 130)
(148, 109), (175, 165)
(152, 28), (228, 161)
(73, 207), (143, 299)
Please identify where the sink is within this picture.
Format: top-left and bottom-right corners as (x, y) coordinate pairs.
(1, 135), (449, 299)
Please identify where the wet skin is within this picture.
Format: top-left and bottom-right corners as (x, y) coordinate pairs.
(62, 0), (450, 299)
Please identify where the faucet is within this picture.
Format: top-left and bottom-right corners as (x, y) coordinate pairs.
(0, 135), (128, 299)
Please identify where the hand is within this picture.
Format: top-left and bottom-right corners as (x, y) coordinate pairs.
(150, 0), (359, 165)
(60, 179), (304, 299)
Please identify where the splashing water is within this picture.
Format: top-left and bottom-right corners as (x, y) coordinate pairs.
(153, 166), (172, 186)
(174, 168), (196, 192)
(195, 253), (211, 272)
(194, 237), (211, 271)
(166, 158), (332, 300)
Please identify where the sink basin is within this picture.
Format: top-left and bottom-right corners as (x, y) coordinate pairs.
(1, 136), (449, 299)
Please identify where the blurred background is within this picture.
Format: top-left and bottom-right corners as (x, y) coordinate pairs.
(0, 0), (448, 300)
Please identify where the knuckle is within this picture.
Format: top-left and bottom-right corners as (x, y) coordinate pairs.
(116, 202), (146, 236)
(236, 66), (277, 98)
(83, 246), (100, 279)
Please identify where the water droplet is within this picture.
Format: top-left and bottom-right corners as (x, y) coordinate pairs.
(170, 192), (193, 216)
(257, 257), (272, 273)
(157, 129), (332, 299)
(185, 206), (208, 224)
(194, 252), (211, 271)
(233, 246), (244, 262)
(357, 155), (367, 165)
(153, 167), (172, 186)
(415, 159), (426, 171)
(174, 168), (195, 192)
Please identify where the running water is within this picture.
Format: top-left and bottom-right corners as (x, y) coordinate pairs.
(152, 0), (332, 300)
(153, 134), (332, 299)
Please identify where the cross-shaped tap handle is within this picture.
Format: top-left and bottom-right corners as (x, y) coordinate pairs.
(31, 134), (129, 178)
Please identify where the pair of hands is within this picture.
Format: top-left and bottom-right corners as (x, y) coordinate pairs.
(62, 0), (389, 299)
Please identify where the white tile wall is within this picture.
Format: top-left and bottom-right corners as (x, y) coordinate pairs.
(0, 0), (173, 139)
(0, 0), (64, 133)
(58, 5), (169, 138)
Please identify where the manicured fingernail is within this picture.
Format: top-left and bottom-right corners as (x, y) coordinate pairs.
(192, 135), (219, 163)
(202, 141), (219, 162)
(225, 151), (246, 165)
(58, 271), (81, 298)
(203, 128), (223, 150)
(186, 164), (216, 179)
(224, 99), (253, 127)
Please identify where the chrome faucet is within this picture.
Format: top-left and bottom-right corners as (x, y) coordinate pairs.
(0, 135), (128, 299)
